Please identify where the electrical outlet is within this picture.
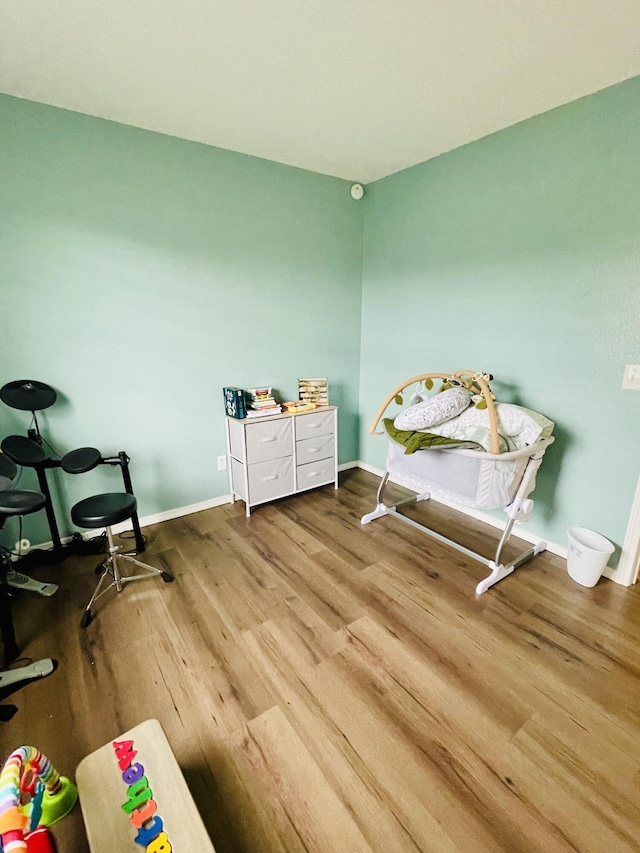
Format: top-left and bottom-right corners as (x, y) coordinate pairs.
(622, 364), (640, 391)
(217, 455), (227, 471)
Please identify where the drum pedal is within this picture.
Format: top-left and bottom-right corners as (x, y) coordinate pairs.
(0, 658), (56, 691)
(5, 570), (58, 597)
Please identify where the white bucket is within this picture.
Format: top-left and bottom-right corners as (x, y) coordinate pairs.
(567, 527), (614, 588)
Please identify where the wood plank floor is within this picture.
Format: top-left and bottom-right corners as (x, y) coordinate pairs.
(2, 468), (640, 852)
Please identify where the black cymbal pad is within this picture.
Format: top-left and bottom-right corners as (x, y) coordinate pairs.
(0, 435), (47, 467)
(0, 380), (57, 411)
(61, 447), (102, 474)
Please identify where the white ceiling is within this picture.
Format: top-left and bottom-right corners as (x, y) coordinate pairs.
(1, 1), (639, 183)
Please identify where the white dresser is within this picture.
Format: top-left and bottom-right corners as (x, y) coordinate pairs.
(225, 406), (338, 516)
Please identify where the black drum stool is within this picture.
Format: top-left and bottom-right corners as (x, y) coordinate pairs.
(72, 492), (173, 627)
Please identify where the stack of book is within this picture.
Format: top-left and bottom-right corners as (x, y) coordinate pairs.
(298, 378), (328, 407)
(245, 386), (282, 418)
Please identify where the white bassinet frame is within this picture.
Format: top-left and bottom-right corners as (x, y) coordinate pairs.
(361, 371), (555, 595)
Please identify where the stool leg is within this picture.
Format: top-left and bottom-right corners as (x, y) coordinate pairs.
(115, 552), (174, 584)
(81, 566), (112, 628)
(81, 522), (172, 627)
(82, 528), (124, 627)
(107, 527), (123, 593)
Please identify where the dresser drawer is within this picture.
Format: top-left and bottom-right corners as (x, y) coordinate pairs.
(295, 409), (335, 441)
(248, 457), (294, 505)
(296, 434), (334, 466)
(244, 418), (293, 464)
(296, 457), (335, 491)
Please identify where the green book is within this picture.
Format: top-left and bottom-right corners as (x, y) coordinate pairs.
(223, 387), (247, 419)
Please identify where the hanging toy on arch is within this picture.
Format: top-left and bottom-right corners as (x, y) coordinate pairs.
(0, 746), (78, 852)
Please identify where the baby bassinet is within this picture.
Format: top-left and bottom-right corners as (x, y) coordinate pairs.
(361, 370), (555, 594)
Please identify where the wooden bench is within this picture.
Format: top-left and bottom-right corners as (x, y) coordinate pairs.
(76, 718), (215, 852)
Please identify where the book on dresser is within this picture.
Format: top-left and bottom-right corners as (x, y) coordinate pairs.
(245, 384), (282, 415)
(223, 386), (247, 419)
(246, 386), (273, 398)
(250, 399), (281, 408)
(245, 407), (281, 418)
(298, 377), (328, 407)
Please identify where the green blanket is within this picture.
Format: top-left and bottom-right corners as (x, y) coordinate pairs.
(383, 418), (483, 455)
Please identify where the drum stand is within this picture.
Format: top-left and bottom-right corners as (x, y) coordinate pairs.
(0, 380), (65, 560)
(0, 492), (58, 722)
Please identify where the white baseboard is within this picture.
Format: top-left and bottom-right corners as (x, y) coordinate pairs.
(27, 472), (364, 552)
(38, 468), (358, 549)
(354, 459), (386, 478)
(21, 461), (628, 586)
(27, 494), (234, 550)
(89, 494), (234, 538)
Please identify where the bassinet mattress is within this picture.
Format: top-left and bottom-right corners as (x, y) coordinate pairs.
(385, 433), (529, 510)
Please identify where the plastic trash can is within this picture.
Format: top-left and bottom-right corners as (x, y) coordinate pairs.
(567, 527), (614, 588)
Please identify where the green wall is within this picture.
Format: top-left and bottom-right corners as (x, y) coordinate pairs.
(3, 77), (639, 558)
(0, 95), (363, 547)
(359, 77), (640, 553)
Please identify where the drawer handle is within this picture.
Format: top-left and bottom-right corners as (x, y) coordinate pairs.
(307, 423), (321, 429)
(308, 448), (321, 454)
(307, 472), (320, 478)
(261, 436), (277, 443)
(262, 474), (279, 481)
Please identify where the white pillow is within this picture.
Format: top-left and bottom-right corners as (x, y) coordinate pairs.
(394, 387), (471, 431)
(426, 403), (554, 449)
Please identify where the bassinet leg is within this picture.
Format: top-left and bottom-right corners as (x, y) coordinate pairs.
(476, 562), (515, 595)
(475, 480), (546, 594)
(476, 540), (548, 595)
(361, 503), (389, 524)
(361, 471), (430, 525)
(376, 471), (390, 505)
(493, 518), (517, 567)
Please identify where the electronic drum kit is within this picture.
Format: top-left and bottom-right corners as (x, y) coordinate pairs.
(0, 379), (144, 704)
(0, 381), (60, 703)
(0, 379), (144, 559)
